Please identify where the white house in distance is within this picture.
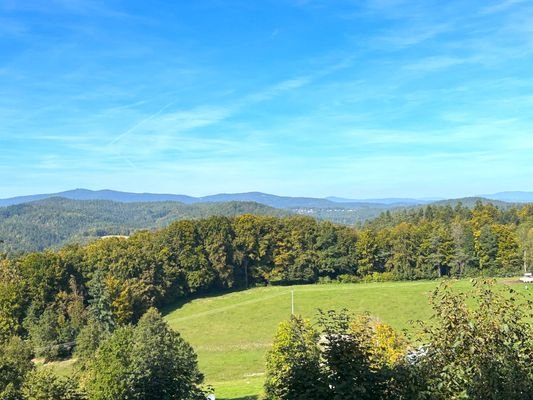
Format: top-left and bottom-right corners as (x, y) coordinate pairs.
(520, 272), (533, 283)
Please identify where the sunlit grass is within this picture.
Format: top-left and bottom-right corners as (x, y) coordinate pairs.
(164, 278), (531, 399)
(39, 279), (531, 399)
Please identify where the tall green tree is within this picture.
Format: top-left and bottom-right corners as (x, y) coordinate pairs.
(83, 308), (204, 400)
(199, 216), (236, 289)
(0, 261), (26, 341)
(476, 225), (499, 273)
(318, 310), (377, 400)
(356, 229), (380, 276)
(386, 223), (419, 279)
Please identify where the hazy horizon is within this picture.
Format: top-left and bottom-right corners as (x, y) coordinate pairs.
(1, 186), (532, 202)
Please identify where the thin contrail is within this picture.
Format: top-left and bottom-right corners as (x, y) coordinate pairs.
(108, 100), (176, 146)
(106, 100), (176, 170)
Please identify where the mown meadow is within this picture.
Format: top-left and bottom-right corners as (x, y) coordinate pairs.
(163, 279), (531, 399)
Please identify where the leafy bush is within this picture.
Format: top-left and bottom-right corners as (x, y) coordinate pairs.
(416, 280), (533, 399)
(0, 336), (34, 399)
(362, 272), (395, 283)
(338, 274), (362, 283)
(22, 369), (84, 400)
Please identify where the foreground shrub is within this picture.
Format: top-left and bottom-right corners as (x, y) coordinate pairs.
(0, 336), (33, 399)
(22, 369), (84, 400)
(416, 280), (533, 400)
(264, 316), (324, 400)
(264, 280), (532, 399)
(264, 311), (412, 400)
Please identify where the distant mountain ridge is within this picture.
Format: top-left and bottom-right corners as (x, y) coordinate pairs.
(480, 191), (533, 203)
(0, 189), (197, 207)
(0, 191), (530, 254)
(2, 188), (531, 209)
(0, 189), (411, 209)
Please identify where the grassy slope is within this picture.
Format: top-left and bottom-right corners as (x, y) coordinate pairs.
(39, 279), (530, 399)
(165, 279), (532, 399)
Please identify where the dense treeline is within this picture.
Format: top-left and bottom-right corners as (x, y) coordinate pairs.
(0, 196), (523, 255)
(0, 202), (532, 356)
(362, 201), (532, 278)
(0, 198), (289, 253)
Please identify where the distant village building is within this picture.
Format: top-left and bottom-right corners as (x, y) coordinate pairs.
(519, 272), (533, 284)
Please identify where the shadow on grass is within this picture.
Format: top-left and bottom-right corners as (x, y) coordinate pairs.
(159, 285), (261, 316)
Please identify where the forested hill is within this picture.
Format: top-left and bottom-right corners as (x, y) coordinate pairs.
(0, 196), (527, 254)
(0, 198), (289, 253)
(2, 189), (530, 229)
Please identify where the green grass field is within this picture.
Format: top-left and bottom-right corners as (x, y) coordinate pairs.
(38, 279), (530, 399)
(163, 279), (532, 399)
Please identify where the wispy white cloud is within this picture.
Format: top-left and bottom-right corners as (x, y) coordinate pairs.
(372, 23), (451, 49)
(403, 55), (473, 71)
(99, 56), (355, 163)
(481, 0), (531, 15)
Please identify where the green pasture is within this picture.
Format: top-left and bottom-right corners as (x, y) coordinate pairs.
(38, 279), (530, 399)
(163, 279), (531, 399)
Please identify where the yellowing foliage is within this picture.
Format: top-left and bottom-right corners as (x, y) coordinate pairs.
(350, 315), (407, 368)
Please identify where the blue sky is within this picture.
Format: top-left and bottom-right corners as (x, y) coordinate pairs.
(1, 0), (532, 198)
